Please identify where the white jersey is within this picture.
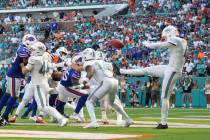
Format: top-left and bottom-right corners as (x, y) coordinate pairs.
(167, 37), (188, 72)
(83, 60), (113, 83)
(26, 55), (55, 85)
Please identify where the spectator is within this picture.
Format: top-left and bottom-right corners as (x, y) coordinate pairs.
(204, 79), (210, 108)
(180, 74), (194, 108)
(151, 77), (160, 108)
(195, 59), (207, 77)
(145, 76), (152, 108)
(119, 77), (127, 108)
(0, 24), (5, 34)
(170, 87), (176, 109)
(184, 59), (195, 75)
(129, 90), (139, 107)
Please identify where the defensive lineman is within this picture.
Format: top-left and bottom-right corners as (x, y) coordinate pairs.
(20, 42), (68, 127)
(56, 53), (88, 122)
(0, 34), (36, 126)
(82, 48), (133, 128)
(119, 25), (188, 129)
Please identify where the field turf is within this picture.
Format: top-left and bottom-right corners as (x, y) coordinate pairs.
(0, 107), (210, 140)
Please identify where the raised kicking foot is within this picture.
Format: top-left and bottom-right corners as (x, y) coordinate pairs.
(156, 123), (168, 129)
(83, 122), (99, 129)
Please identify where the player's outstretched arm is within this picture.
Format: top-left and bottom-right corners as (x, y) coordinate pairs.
(143, 41), (175, 49)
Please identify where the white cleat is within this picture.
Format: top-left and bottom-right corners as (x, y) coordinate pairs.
(124, 119), (134, 127)
(83, 122), (99, 129)
(59, 118), (68, 127)
(70, 113), (85, 123)
(29, 116), (37, 122)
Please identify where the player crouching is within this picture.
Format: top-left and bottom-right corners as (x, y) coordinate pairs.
(55, 53), (89, 123)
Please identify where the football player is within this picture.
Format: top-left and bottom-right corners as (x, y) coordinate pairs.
(20, 42), (68, 127)
(119, 25), (188, 129)
(82, 48), (133, 128)
(0, 34), (36, 126)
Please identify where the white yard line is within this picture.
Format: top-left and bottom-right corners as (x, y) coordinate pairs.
(141, 117), (210, 120)
(0, 129), (145, 139)
(11, 119), (210, 129)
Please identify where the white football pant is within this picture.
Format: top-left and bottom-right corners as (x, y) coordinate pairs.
(120, 65), (181, 125)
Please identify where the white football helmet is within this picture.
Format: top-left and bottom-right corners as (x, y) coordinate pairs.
(161, 25), (179, 40)
(95, 51), (105, 60)
(31, 42), (46, 56)
(82, 48), (95, 61)
(71, 53), (84, 66)
(56, 47), (68, 60)
(22, 34), (37, 48)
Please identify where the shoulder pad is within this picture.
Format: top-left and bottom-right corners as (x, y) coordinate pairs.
(28, 56), (37, 65)
(168, 37), (180, 46)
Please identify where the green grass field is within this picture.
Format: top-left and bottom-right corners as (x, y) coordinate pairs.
(1, 107), (210, 140)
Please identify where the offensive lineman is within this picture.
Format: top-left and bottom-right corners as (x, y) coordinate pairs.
(20, 42), (68, 127)
(82, 48), (133, 128)
(118, 25), (188, 129)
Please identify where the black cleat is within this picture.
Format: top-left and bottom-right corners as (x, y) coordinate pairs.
(0, 118), (9, 127)
(112, 63), (121, 75)
(156, 123), (168, 129)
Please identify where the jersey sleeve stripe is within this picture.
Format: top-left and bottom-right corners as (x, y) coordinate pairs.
(168, 42), (176, 46)
(66, 87), (86, 96)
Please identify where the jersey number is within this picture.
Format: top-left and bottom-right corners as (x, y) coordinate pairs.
(39, 61), (49, 75)
(62, 70), (69, 81)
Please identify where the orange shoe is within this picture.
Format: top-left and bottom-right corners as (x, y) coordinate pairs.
(9, 116), (17, 123)
(36, 117), (47, 124)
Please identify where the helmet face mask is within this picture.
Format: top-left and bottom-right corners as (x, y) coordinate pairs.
(56, 47), (68, 60)
(31, 42), (46, 56)
(82, 48), (95, 61)
(161, 25), (179, 40)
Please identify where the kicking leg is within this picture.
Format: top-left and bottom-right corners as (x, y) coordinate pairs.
(120, 65), (166, 77)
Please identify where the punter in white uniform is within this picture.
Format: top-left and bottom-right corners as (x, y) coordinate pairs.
(82, 48), (133, 128)
(20, 42), (68, 127)
(119, 25), (188, 129)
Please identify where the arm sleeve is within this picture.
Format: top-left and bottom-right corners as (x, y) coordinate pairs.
(146, 41), (176, 49)
(25, 57), (35, 71)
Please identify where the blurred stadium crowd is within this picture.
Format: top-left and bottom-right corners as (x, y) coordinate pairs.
(0, 0), (124, 9)
(0, 0), (209, 107)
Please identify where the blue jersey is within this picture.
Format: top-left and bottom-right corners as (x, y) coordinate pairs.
(7, 44), (30, 78)
(60, 68), (81, 87)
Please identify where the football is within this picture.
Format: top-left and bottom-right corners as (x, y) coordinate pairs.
(51, 71), (63, 81)
(108, 39), (124, 49)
